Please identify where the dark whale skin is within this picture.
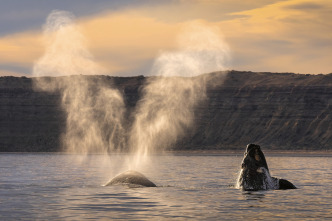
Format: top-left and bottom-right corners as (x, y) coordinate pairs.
(106, 170), (156, 187)
(279, 179), (297, 190)
(238, 144), (296, 191)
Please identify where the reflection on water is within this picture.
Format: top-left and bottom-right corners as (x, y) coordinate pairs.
(242, 191), (266, 201)
(0, 153), (331, 220)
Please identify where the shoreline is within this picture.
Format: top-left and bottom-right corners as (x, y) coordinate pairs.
(1, 150), (332, 157)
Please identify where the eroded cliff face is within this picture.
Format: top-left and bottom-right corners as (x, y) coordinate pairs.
(0, 77), (63, 151)
(190, 71), (332, 150)
(1, 71), (332, 151)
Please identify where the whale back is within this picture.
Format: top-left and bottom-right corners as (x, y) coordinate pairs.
(106, 170), (156, 187)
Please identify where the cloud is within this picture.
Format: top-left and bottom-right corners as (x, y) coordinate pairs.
(0, 0), (331, 76)
(284, 2), (324, 10)
(0, 31), (43, 74)
(80, 10), (182, 75)
(219, 0), (332, 74)
(0, 0), (168, 36)
(0, 10), (182, 76)
(134, 0), (289, 22)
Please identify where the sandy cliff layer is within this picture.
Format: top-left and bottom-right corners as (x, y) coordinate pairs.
(1, 71), (332, 151)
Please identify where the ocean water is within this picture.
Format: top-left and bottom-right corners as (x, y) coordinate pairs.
(0, 152), (331, 220)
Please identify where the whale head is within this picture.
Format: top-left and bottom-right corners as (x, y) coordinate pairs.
(237, 144), (279, 191)
(242, 144), (269, 171)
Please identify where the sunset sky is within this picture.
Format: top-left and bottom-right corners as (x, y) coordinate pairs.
(0, 0), (331, 76)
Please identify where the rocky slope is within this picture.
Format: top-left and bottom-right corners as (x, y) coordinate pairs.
(1, 71), (332, 151)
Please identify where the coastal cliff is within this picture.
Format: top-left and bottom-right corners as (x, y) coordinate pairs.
(1, 71), (332, 151)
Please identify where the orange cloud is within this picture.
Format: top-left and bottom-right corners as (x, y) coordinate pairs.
(0, 0), (331, 76)
(216, 0), (332, 74)
(0, 31), (43, 69)
(80, 10), (182, 74)
(0, 10), (184, 76)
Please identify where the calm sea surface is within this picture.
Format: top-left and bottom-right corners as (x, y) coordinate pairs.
(0, 152), (331, 220)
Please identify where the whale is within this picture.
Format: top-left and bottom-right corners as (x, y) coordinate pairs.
(237, 144), (296, 191)
(105, 170), (156, 187)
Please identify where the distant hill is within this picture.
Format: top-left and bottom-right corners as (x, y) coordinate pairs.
(1, 71), (332, 152)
